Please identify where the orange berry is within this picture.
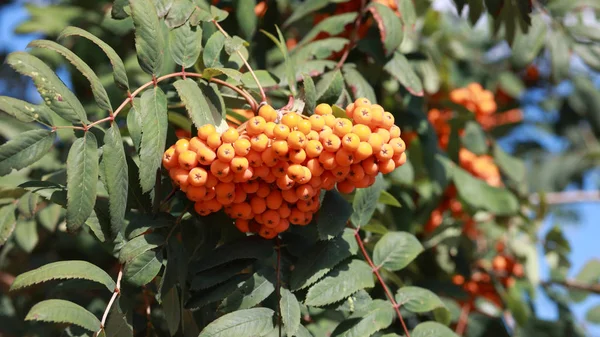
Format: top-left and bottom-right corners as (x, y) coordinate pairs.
(170, 167), (189, 186)
(282, 188), (299, 203)
(203, 187), (216, 200)
(289, 208), (305, 225)
(259, 226), (278, 239)
(322, 134), (341, 152)
(261, 147), (279, 167)
(217, 143), (235, 162)
(289, 149), (307, 164)
(315, 103), (333, 116)
(297, 119), (312, 135)
(375, 128), (391, 143)
(188, 137), (204, 152)
(492, 256), (508, 272)
(276, 174), (295, 190)
(175, 139), (190, 154)
(333, 118), (352, 137)
(235, 219), (250, 232)
(266, 190), (283, 209)
(250, 134), (269, 152)
(264, 122), (276, 138)
(389, 125), (401, 138)
(319, 151), (337, 170)
(306, 130), (320, 141)
(263, 172), (277, 183)
(309, 175), (322, 189)
(186, 186), (207, 202)
(296, 184), (314, 200)
(347, 164), (365, 182)
(296, 199), (313, 212)
(215, 182), (235, 197)
(332, 165), (350, 181)
(335, 149), (354, 167)
(198, 124), (217, 140)
(354, 175), (372, 188)
(376, 144), (394, 161)
(379, 158), (396, 174)
(233, 138), (251, 156)
(205, 173), (218, 188)
(231, 202), (252, 219)
(247, 150), (263, 167)
(321, 171), (337, 190)
(345, 103), (355, 118)
(210, 160), (231, 178)
(382, 112), (395, 128)
(309, 115), (325, 131)
(370, 105), (385, 126)
(272, 140), (289, 157)
(256, 182), (271, 198)
(242, 179), (259, 193)
(259, 104), (277, 122)
(274, 218), (290, 233)
(341, 133), (360, 152)
(319, 125), (333, 142)
(272, 161), (290, 178)
(197, 146), (217, 165)
(178, 150), (198, 169)
(353, 107), (372, 125)
(288, 131), (307, 149)
(188, 167), (208, 186)
(352, 124), (371, 141)
(262, 210), (281, 228)
(287, 164), (306, 183)
(250, 196), (267, 214)
(301, 167), (312, 184)
(354, 142), (373, 162)
(354, 97), (371, 108)
(305, 140), (324, 158)
(273, 124), (290, 140)
(361, 157), (379, 176)
(337, 180), (355, 194)
(388, 138), (405, 155)
(221, 128), (239, 143)
(163, 148), (178, 169)
(281, 112), (300, 129)
(247, 116), (266, 135)
(207, 132), (222, 149)
(323, 114), (336, 128)
(368, 133), (384, 153)
(230, 156), (249, 173)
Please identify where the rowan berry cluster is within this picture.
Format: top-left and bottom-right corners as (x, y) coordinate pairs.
(162, 98), (406, 239)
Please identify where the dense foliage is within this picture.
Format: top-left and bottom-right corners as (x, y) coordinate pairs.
(1, 0), (600, 337)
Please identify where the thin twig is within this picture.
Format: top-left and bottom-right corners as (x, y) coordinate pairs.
(455, 302), (471, 336)
(335, 0), (367, 70)
(352, 225), (411, 337)
(276, 238), (282, 337)
(212, 20), (267, 103)
(542, 279), (600, 294)
(529, 190), (600, 205)
(96, 266), (123, 336)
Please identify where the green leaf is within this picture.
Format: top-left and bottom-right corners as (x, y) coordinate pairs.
(28, 39), (112, 113)
(0, 96), (52, 124)
(367, 3), (403, 56)
(395, 286), (446, 313)
(14, 220), (38, 252)
(163, 287), (181, 336)
(219, 270), (275, 312)
(575, 44), (600, 72)
(154, 0), (174, 17)
(384, 52), (423, 96)
(291, 229), (358, 290)
(186, 274), (250, 309)
(6, 52), (88, 123)
(461, 121), (487, 155)
(316, 69), (344, 105)
(112, 0), (130, 19)
(549, 29), (570, 81)
(10, 260), (116, 292)
(202, 67), (242, 82)
(378, 190), (401, 207)
(241, 70), (279, 88)
(59, 26), (129, 90)
(173, 78), (227, 130)
(66, 132), (99, 232)
(302, 74), (317, 114)
(123, 249), (162, 286)
(261, 25), (296, 94)
(224, 36), (246, 55)
(317, 190), (353, 240)
(331, 300), (395, 337)
(586, 305), (600, 324)
(283, 0), (330, 27)
(343, 66), (377, 104)
(511, 15), (546, 68)
(351, 174), (385, 228)
(0, 204), (16, 245)
(203, 32), (226, 68)
(305, 259), (375, 307)
(493, 144), (525, 184)
(104, 306), (133, 337)
(192, 236), (273, 272)
(298, 13), (357, 46)
(497, 72), (525, 98)
(130, 0), (165, 75)
(399, 0), (416, 28)
(37, 204), (62, 232)
(373, 232), (423, 271)
(210, 5), (229, 22)
(198, 308), (274, 337)
(235, 0), (257, 40)
(411, 321), (459, 337)
(570, 259), (600, 302)
(102, 124), (129, 238)
(127, 98), (143, 152)
(453, 166), (519, 215)
(165, 0), (195, 28)
(169, 21), (203, 68)
(17, 191), (39, 218)
(25, 299), (101, 332)
(0, 129), (55, 176)
(139, 87), (168, 193)
(280, 288), (301, 336)
(119, 233), (164, 263)
(291, 38), (349, 62)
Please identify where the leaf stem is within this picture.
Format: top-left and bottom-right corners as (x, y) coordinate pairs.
(352, 226), (411, 337)
(212, 19), (267, 104)
(96, 265), (123, 337)
(335, 0), (367, 70)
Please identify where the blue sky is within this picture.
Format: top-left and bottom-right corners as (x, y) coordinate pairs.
(1, 1), (599, 335)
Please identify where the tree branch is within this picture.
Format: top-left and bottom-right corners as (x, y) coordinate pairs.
(96, 266), (123, 336)
(542, 279), (600, 294)
(529, 190), (600, 205)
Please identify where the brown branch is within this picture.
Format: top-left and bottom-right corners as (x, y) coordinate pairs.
(353, 226), (411, 337)
(455, 302), (471, 336)
(542, 279), (600, 294)
(335, 0), (367, 70)
(96, 266), (123, 337)
(529, 191), (600, 205)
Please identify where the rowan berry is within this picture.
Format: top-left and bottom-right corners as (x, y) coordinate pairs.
(197, 146), (217, 165)
(273, 124), (290, 140)
(332, 165), (350, 181)
(163, 148), (178, 169)
(262, 210), (281, 228)
(335, 149), (354, 167)
(379, 158), (396, 174)
(198, 124), (217, 140)
(253, 165), (270, 179)
(170, 168), (189, 186)
(305, 140), (323, 158)
(250, 134), (269, 152)
(322, 134), (341, 152)
(276, 174), (295, 191)
(282, 188), (299, 203)
(309, 175), (322, 189)
(375, 128), (391, 143)
(352, 124), (371, 141)
(315, 103), (333, 115)
(296, 184), (314, 201)
(272, 140), (289, 157)
(261, 148), (279, 167)
(361, 157), (379, 176)
(235, 219), (250, 232)
(286, 164), (305, 183)
(389, 125), (401, 138)
(319, 151), (337, 170)
(376, 144), (394, 161)
(333, 118), (352, 137)
(272, 161), (290, 178)
(300, 167), (312, 184)
(233, 138), (251, 156)
(388, 137), (405, 155)
(341, 133), (360, 152)
(347, 164), (365, 182)
(382, 112), (395, 128)
(354, 97), (371, 108)
(263, 171), (277, 183)
(297, 119), (312, 135)
(231, 202), (252, 219)
(242, 180), (259, 194)
(309, 115), (325, 131)
(306, 130), (320, 141)
(221, 128), (239, 143)
(289, 149), (307, 164)
(367, 133), (384, 153)
(370, 104), (385, 126)
(353, 142), (372, 162)
(288, 131), (307, 149)
(230, 156), (249, 173)
(247, 150), (263, 167)
(247, 116), (266, 135)
(203, 187), (216, 200)
(207, 132), (222, 149)
(178, 150), (198, 170)
(205, 199), (223, 212)
(188, 167), (208, 186)
(281, 112), (300, 129)
(259, 226), (278, 239)
(345, 103), (355, 118)
(256, 182), (271, 198)
(323, 114), (336, 128)
(259, 104), (277, 122)
(321, 171), (337, 190)
(353, 107), (372, 125)
(210, 160), (230, 178)
(188, 137), (204, 152)
(216, 193), (235, 206)
(186, 186), (207, 202)
(175, 139), (190, 154)
(289, 208), (305, 225)
(264, 122), (276, 138)
(217, 143), (235, 162)
(266, 190), (283, 209)
(337, 180), (355, 194)
(205, 173), (218, 188)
